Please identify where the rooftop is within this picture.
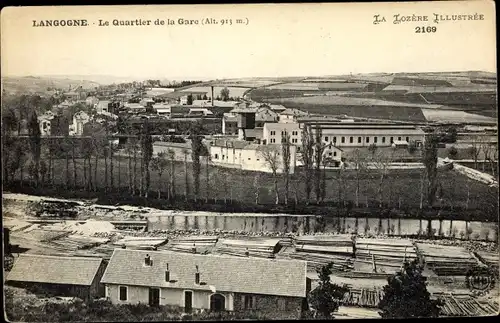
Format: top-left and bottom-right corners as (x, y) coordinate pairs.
(6, 254), (103, 286)
(101, 249), (307, 298)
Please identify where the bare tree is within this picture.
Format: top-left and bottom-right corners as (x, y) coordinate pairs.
(150, 152), (168, 199)
(167, 148), (176, 200)
(351, 149), (367, 208)
(301, 124), (315, 203)
(183, 148), (190, 201)
(282, 132), (292, 205)
(254, 172), (261, 204)
(314, 125), (326, 203)
(371, 149), (391, 208)
(467, 137), (482, 169)
(258, 145), (281, 205)
(205, 154), (211, 203)
(422, 134), (439, 207)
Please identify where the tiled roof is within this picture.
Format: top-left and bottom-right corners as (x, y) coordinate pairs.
(101, 249), (307, 298)
(6, 254), (103, 286)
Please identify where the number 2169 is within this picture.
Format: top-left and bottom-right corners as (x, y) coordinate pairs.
(415, 26), (437, 33)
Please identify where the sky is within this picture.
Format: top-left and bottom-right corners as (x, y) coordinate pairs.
(1, 2), (497, 80)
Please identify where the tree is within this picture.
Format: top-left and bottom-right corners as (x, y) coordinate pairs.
(186, 94), (194, 105)
(190, 122), (204, 201)
(281, 133), (292, 205)
(27, 111), (41, 187)
(467, 138), (482, 169)
(308, 262), (348, 319)
(167, 149), (176, 200)
(371, 149), (392, 208)
(140, 120), (154, 198)
(220, 87), (230, 101)
(257, 145), (281, 205)
(182, 149), (190, 200)
(301, 124), (315, 203)
(150, 152), (168, 199)
(313, 125), (325, 203)
(422, 135), (439, 207)
(379, 260), (441, 318)
(351, 149), (366, 208)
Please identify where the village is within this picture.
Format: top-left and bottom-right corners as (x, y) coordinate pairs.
(2, 71), (499, 321)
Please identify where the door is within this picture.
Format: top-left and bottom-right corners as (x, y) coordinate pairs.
(149, 288), (160, 307)
(210, 293), (226, 312)
(184, 291), (193, 313)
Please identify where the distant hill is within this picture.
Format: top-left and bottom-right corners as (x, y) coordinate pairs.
(1, 76), (101, 94)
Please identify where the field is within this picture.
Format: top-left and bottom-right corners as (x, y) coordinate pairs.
(421, 109), (497, 124)
(180, 86), (250, 98)
(7, 155), (498, 219)
(2, 76), (99, 94)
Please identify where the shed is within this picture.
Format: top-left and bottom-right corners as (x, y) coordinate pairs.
(6, 254), (106, 302)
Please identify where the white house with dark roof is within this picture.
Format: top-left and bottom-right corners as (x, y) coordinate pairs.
(6, 254), (106, 301)
(100, 249), (308, 318)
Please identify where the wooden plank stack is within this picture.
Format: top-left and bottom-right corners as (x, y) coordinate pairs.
(355, 238), (418, 274)
(278, 235), (355, 272)
(474, 251), (499, 272)
(50, 235), (110, 250)
(214, 238), (281, 258)
(416, 243), (481, 276)
(437, 294), (499, 317)
(113, 236), (168, 250)
(160, 235), (218, 254)
(342, 288), (385, 308)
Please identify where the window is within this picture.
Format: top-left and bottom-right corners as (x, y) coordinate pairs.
(406, 136), (409, 142)
(292, 138), (298, 143)
(341, 137), (345, 144)
(374, 137), (378, 143)
(333, 137), (337, 143)
(390, 137), (394, 143)
(357, 137), (362, 143)
(243, 295), (256, 310)
(214, 154), (219, 160)
(349, 137), (353, 143)
(292, 131), (298, 136)
(270, 138), (275, 143)
(366, 137), (370, 143)
(333, 151), (337, 157)
(248, 158), (251, 160)
(398, 137), (402, 141)
(222, 155), (225, 160)
(297, 147), (301, 152)
(281, 131), (285, 135)
(119, 286), (128, 301)
(270, 131), (276, 135)
(325, 136), (329, 142)
(328, 152), (332, 156)
(382, 137), (386, 143)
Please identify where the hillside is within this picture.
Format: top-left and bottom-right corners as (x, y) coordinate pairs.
(1, 76), (101, 94)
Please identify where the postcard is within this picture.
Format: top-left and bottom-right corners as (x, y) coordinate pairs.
(1, 1), (498, 321)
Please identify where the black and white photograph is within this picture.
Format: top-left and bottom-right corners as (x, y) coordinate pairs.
(1, 1), (498, 321)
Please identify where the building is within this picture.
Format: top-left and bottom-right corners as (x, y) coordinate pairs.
(38, 111), (55, 136)
(6, 254), (106, 302)
(209, 139), (296, 174)
(222, 106), (278, 135)
(85, 96), (99, 107)
(279, 108), (309, 123)
(69, 111), (91, 136)
(145, 87), (176, 98)
(100, 249), (308, 318)
(263, 121), (426, 149)
(38, 111), (69, 136)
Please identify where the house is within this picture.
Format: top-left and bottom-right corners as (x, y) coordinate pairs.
(38, 111), (55, 136)
(6, 254), (106, 302)
(69, 111), (91, 136)
(85, 96), (99, 107)
(279, 108), (309, 123)
(100, 249), (308, 319)
(209, 139), (297, 174)
(263, 122), (301, 145)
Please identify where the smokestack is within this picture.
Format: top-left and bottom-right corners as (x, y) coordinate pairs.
(165, 263), (170, 282)
(195, 265), (200, 284)
(211, 86), (214, 107)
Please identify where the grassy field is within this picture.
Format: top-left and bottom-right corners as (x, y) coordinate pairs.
(180, 86), (250, 98)
(7, 155), (498, 217)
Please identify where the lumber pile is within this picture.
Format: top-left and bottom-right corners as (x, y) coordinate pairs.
(437, 294), (499, 317)
(13, 228), (70, 243)
(113, 236), (168, 250)
(474, 251), (499, 272)
(342, 288), (385, 308)
(278, 236), (355, 272)
(160, 235), (218, 254)
(50, 235), (110, 250)
(214, 238), (281, 258)
(355, 238), (417, 274)
(416, 243), (481, 276)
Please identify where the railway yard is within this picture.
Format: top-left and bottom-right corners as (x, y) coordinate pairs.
(3, 193), (499, 318)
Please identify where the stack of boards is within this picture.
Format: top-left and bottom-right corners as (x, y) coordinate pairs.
(355, 238), (417, 274)
(214, 238), (281, 258)
(416, 243), (481, 276)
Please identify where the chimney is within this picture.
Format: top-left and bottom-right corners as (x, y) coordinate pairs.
(195, 265), (200, 284)
(165, 263), (170, 282)
(145, 254), (152, 266)
(211, 86), (214, 107)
